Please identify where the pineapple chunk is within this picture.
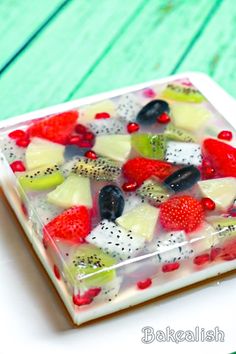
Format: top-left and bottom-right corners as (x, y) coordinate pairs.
(82, 100), (116, 122)
(171, 103), (210, 131)
(93, 135), (131, 162)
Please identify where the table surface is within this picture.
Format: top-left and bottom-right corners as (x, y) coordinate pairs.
(0, 1), (236, 353)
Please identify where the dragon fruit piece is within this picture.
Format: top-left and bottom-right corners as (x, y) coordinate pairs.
(86, 219), (145, 261)
(123, 192), (145, 213)
(116, 93), (141, 122)
(165, 141), (202, 166)
(0, 137), (25, 163)
(87, 118), (125, 136)
(94, 276), (123, 303)
(147, 231), (194, 264)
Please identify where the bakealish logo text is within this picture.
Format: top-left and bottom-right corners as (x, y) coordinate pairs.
(141, 326), (225, 344)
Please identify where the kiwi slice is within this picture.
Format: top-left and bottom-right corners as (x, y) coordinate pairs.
(18, 164), (64, 191)
(131, 133), (166, 159)
(162, 83), (205, 103)
(164, 123), (196, 142)
(137, 179), (170, 203)
(207, 217), (236, 240)
(64, 244), (116, 288)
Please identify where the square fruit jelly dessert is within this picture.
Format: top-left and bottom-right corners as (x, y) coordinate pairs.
(0, 75), (236, 325)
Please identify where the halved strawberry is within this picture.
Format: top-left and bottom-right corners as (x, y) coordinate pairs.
(122, 157), (175, 186)
(43, 206), (91, 244)
(27, 111), (78, 144)
(203, 138), (236, 177)
(160, 195), (204, 233)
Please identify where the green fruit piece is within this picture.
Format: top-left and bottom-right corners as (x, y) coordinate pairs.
(93, 135), (131, 162)
(131, 133), (166, 159)
(64, 244), (116, 288)
(64, 157), (121, 181)
(207, 217), (236, 241)
(47, 175), (92, 208)
(164, 123), (196, 142)
(18, 164), (64, 191)
(162, 83), (205, 103)
(25, 138), (65, 170)
(137, 179), (170, 203)
(198, 178), (236, 210)
(171, 103), (210, 131)
(116, 203), (159, 241)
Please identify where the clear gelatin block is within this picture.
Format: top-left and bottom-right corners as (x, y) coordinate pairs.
(0, 73), (236, 325)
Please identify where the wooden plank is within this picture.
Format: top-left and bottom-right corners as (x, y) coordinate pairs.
(69, 0), (219, 99)
(0, 0), (65, 70)
(0, 0), (146, 120)
(174, 0), (236, 98)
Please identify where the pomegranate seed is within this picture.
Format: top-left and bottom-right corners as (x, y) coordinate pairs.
(122, 181), (138, 192)
(75, 123), (87, 134)
(67, 135), (83, 145)
(157, 112), (171, 124)
(95, 112), (111, 119)
(77, 140), (93, 148)
(210, 247), (222, 261)
(85, 150), (97, 159)
(53, 265), (61, 280)
(84, 132), (95, 141)
(21, 203), (28, 217)
(8, 129), (27, 140)
(10, 160), (26, 172)
(143, 88), (156, 98)
(201, 197), (216, 211)
(193, 253), (210, 265)
(229, 207), (236, 217)
(127, 122), (140, 134)
(217, 130), (233, 141)
(16, 138), (30, 147)
(204, 166), (215, 179)
(73, 294), (93, 306)
(86, 288), (101, 298)
(162, 262), (180, 272)
(221, 253), (236, 261)
(137, 278), (152, 290)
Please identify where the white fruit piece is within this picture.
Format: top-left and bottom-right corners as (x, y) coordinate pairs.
(87, 118), (125, 136)
(165, 141), (202, 166)
(25, 138), (65, 170)
(82, 100), (116, 122)
(116, 203), (159, 241)
(94, 276), (123, 303)
(171, 103), (210, 131)
(198, 177), (236, 210)
(116, 93), (141, 122)
(47, 175), (92, 208)
(93, 135), (131, 162)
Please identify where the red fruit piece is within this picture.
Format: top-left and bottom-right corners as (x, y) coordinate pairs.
(75, 123), (87, 134)
(162, 262), (180, 272)
(127, 122), (140, 134)
(210, 247), (222, 261)
(73, 294), (93, 306)
(160, 195), (204, 233)
(27, 111), (78, 144)
(43, 206), (91, 244)
(16, 138), (30, 147)
(86, 288), (101, 297)
(8, 129), (27, 140)
(157, 112), (171, 124)
(95, 112), (111, 119)
(217, 130), (233, 141)
(143, 88), (156, 98)
(193, 253), (210, 265)
(10, 160), (26, 172)
(123, 157), (175, 186)
(203, 138), (236, 177)
(77, 140), (93, 148)
(84, 150), (97, 159)
(122, 181), (138, 192)
(53, 265), (61, 280)
(137, 278), (152, 290)
(201, 197), (216, 211)
(84, 132), (95, 141)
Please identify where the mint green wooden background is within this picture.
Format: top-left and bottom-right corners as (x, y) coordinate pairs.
(0, 0), (235, 120)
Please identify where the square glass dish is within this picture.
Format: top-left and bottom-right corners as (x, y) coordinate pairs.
(0, 72), (236, 326)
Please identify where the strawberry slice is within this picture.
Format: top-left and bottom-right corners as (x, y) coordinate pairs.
(122, 157), (175, 186)
(27, 111), (78, 144)
(43, 206), (91, 244)
(160, 195), (204, 233)
(203, 138), (236, 177)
